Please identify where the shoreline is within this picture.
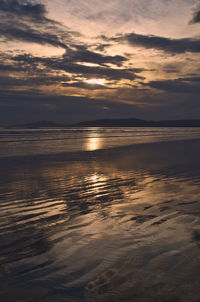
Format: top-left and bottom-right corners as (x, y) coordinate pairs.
(1, 138), (200, 184)
(1, 137), (200, 162)
(1, 136), (200, 302)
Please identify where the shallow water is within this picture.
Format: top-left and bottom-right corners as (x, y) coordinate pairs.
(0, 137), (200, 301)
(1, 127), (200, 157)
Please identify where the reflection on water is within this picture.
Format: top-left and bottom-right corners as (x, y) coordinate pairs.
(85, 131), (102, 151)
(1, 127), (200, 157)
(0, 140), (200, 301)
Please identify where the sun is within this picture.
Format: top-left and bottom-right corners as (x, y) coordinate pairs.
(85, 78), (105, 85)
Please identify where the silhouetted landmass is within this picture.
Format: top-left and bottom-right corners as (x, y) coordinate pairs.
(8, 118), (200, 128)
(71, 118), (200, 127)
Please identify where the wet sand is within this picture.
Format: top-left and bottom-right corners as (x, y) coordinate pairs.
(0, 139), (200, 301)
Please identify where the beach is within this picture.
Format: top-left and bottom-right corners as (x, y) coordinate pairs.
(1, 129), (200, 302)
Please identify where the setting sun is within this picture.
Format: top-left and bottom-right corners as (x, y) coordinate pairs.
(85, 78), (105, 85)
(1, 0), (200, 301)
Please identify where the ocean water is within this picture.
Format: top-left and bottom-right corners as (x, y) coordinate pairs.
(1, 127), (200, 157)
(0, 128), (200, 302)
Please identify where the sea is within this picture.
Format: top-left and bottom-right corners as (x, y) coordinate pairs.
(1, 127), (200, 157)
(1, 127), (200, 302)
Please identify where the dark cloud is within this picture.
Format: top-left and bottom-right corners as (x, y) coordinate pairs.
(12, 53), (143, 81)
(0, 89), (143, 126)
(0, 25), (67, 50)
(180, 76), (200, 82)
(60, 63), (140, 80)
(0, 0), (56, 24)
(94, 43), (111, 52)
(189, 5), (200, 24)
(162, 63), (181, 74)
(1, 2), (200, 125)
(110, 32), (200, 54)
(15, 45), (127, 69)
(0, 53), (47, 74)
(0, 74), (70, 87)
(148, 77), (200, 93)
(0, 1), (128, 63)
(0, 62), (22, 72)
(63, 45), (127, 66)
(0, 22), (68, 48)
(1, 84), (200, 126)
(0, 2), (128, 67)
(0, 51), (144, 96)
(0, 1), (73, 49)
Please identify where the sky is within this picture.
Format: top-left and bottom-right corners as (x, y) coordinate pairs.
(0, 0), (200, 125)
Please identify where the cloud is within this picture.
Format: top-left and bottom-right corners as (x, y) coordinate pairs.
(110, 32), (200, 54)
(1, 0), (200, 126)
(0, 0), (56, 24)
(189, 5), (200, 24)
(0, 74), (70, 88)
(12, 53), (144, 81)
(50, 62), (142, 81)
(63, 45), (127, 66)
(1, 83), (200, 126)
(0, 50), (144, 99)
(0, 22), (68, 49)
(0, 0), (75, 49)
(0, 88), (142, 126)
(94, 43), (112, 52)
(52, 58), (143, 81)
(148, 77), (200, 93)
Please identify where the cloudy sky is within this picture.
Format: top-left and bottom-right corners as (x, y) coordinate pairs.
(1, 0), (200, 125)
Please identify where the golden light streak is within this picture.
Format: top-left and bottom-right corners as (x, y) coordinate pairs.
(85, 130), (102, 151)
(85, 78), (105, 85)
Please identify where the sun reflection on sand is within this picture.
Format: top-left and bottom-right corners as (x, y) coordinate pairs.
(86, 173), (107, 193)
(86, 130), (102, 151)
(1, 140), (200, 302)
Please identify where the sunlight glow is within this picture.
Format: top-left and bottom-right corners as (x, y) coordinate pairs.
(85, 130), (102, 151)
(86, 137), (101, 151)
(85, 78), (105, 85)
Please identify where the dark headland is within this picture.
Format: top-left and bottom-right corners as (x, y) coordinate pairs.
(71, 118), (200, 127)
(8, 118), (200, 128)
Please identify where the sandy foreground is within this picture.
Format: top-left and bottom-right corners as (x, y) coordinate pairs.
(0, 139), (200, 302)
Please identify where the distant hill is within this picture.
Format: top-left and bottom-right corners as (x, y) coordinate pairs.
(8, 118), (200, 128)
(71, 118), (200, 127)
